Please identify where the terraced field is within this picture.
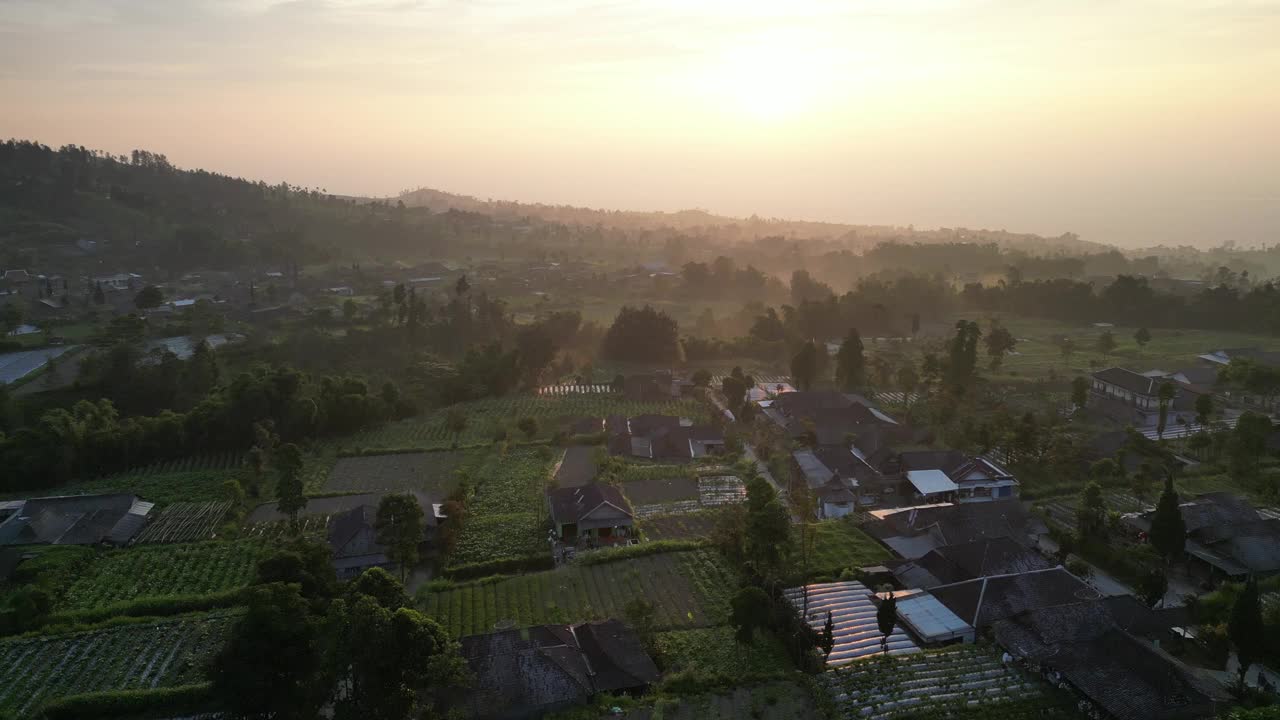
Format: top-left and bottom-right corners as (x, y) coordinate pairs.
(12, 468), (241, 507)
(57, 540), (270, 612)
(338, 394), (709, 451)
(421, 549), (735, 638)
(0, 611), (238, 716)
(823, 646), (1075, 719)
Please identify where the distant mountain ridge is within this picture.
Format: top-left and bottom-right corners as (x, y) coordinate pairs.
(393, 186), (1114, 255)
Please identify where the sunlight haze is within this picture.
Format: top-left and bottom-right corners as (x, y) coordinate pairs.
(2, 0), (1278, 247)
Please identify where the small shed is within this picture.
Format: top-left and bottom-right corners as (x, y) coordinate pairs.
(883, 589), (975, 646)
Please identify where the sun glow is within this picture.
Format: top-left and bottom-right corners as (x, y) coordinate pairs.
(708, 40), (836, 122)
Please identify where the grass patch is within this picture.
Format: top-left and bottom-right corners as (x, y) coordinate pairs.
(655, 627), (793, 675)
(800, 519), (892, 580)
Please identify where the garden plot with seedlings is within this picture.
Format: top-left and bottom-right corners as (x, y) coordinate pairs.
(698, 476), (745, 505)
(784, 580), (918, 666)
(822, 646), (1073, 720)
(243, 514), (331, 540)
(325, 450), (475, 494)
(639, 510), (721, 540)
(339, 394), (709, 451)
(133, 501), (232, 544)
(0, 610), (239, 716)
(56, 540), (271, 612)
(422, 549), (735, 638)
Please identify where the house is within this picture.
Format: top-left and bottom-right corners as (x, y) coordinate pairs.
(1200, 347), (1280, 368)
(92, 272), (143, 291)
(320, 489), (440, 573)
(992, 600), (1222, 720)
(458, 620), (660, 719)
(862, 502), (1047, 559)
(0, 494), (155, 547)
(1090, 367), (1203, 427)
(547, 484), (634, 545)
(928, 567), (1098, 630)
(1124, 492), (1280, 580)
(892, 536), (1052, 589)
(606, 415), (725, 461)
(768, 391), (897, 444)
(897, 450), (1018, 503)
(792, 446), (878, 518)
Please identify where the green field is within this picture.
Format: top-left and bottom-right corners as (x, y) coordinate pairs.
(946, 311), (1280, 383)
(655, 626), (792, 675)
(421, 549), (736, 638)
(339, 394), (710, 452)
(56, 540), (270, 612)
(803, 520), (892, 579)
(0, 610), (238, 716)
(639, 510), (721, 541)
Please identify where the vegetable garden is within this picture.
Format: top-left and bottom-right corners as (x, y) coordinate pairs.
(56, 541), (270, 612)
(422, 549), (736, 638)
(639, 510), (721, 541)
(0, 610), (238, 716)
(802, 520), (892, 578)
(447, 447), (559, 568)
(339, 394), (709, 451)
(655, 627), (792, 675)
(22, 469), (241, 508)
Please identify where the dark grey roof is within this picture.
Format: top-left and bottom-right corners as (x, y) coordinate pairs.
(627, 414), (682, 437)
(866, 501), (1045, 549)
(327, 505), (377, 558)
(929, 567), (1099, 628)
(459, 620), (658, 719)
(555, 445), (599, 488)
(547, 484), (632, 526)
(894, 537), (1052, 588)
(1092, 367), (1163, 396)
(773, 391), (856, 415)
(993, 602), (1218, 720)
(0, 494), (153, 547)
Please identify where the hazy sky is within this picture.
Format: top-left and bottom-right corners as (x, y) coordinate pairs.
(2, 0), (1278, 248)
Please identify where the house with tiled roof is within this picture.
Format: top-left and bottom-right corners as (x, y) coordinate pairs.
(547, 484), (634, 545)
(0, 494), (154, 547)
(458, 619), (659, 719)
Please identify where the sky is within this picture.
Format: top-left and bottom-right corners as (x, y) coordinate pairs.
(1, 0), (1278, 248)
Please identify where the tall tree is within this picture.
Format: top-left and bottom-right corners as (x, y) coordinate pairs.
(729, 586), (773, 644)
(1149, 473), (1186, 562)
(983, 324), (1017, 371)
(374, 494), (425, 583)
(601, 305), (680, 363)
(211, 584), (327, 720)
(876, 591), (897, 654)
(1229, 576), (1265, 692)
(1096, 330), (1117, 356)
(791, 341), (819, 392)
(834, 328), (866, 391)
(944, 321), (981, 392)
(821, 610), (835, 661)
(1195, 393), (1214, 429)
(274, 442), (306, 526)
(1077, 481), (1108, 540)
(1138, 567), (1168, 608)
(1156, 382), (1176, 439)
(1071, 376), (1089, 409)
(134, 284), (164, 310)
(744, 475), (793, 579)
(1134, 327), (1151, 349)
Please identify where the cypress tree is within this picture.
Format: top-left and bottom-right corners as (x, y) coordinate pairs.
(1149, 472), (1186, 562)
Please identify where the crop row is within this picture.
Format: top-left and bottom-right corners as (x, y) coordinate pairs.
(57, 540), (270, 612)
(47, 469), (240, 508)
(0, 610), (238, 716)
(422, 549), (734, 638)
(105, 451), (244, 478)
(323, 450), (477, 494)
(340, 394), (709, 451)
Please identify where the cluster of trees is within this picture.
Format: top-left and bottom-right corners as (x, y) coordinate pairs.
(0, 365), (404, 491)
(212, 541), (466, 720)
(963, 274), (1280, 335)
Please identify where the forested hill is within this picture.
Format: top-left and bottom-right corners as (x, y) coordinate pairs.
(0, 140), (481, 276)
(393, 186), (1110, 256)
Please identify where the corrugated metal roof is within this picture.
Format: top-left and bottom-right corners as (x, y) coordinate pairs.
(907, 469), (959, 495)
